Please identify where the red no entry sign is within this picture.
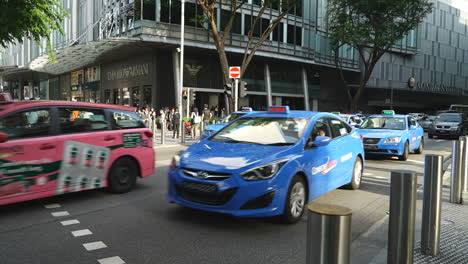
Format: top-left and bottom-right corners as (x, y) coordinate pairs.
(229, 66), (241, 79)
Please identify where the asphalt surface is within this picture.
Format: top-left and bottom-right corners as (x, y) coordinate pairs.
(0, 136), (452, 264)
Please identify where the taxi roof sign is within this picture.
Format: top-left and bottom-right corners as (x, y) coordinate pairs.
(241, 107), (253, 112)
(331, 112), (340, 115)
(382, 110), (395, 115)
(0, 93), (12, 104)
(268, 106), (290, 113)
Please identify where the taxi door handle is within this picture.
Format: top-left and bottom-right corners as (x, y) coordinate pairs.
(39, 143), (56, 150)
(104, 135), (116, 141)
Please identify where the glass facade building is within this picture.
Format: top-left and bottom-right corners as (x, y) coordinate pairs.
(0, 0), (467, 113)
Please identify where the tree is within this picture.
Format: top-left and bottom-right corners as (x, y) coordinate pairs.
(328, 0), (433, 111)
(0, 0), (68, 62)
(196, 0), (298, 112)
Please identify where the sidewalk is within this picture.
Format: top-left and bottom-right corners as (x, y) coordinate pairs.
(152, 128), (199, 149)
(352, 166), (468, 264)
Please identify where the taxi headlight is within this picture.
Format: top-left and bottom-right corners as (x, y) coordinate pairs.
(384, 137), (401, 143)
(450, 126), (459, 130)
(170, 152), (182, 169)
(240, 160), (288, 181)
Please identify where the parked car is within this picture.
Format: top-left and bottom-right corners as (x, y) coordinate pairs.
(419, 116), (437, 130)
(428, 112), (468, 139)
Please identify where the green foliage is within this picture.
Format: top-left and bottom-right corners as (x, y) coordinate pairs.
(328, 0), (433, 54)
(0, 0), (68, 62)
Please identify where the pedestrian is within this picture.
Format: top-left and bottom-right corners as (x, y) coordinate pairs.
(172, 108), (180, 139)
(221, 107), (226, 118)
(201, 104), (212, 128)
(190, 107), (201, 139)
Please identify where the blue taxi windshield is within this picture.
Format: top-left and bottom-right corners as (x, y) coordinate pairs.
(223, 113), (246, 123)
(211, 117), (308, 146)
(360, 117), (406, 130)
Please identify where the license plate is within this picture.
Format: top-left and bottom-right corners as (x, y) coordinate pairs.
(183, 181), (217, 193)
(364, 145), (377, 150)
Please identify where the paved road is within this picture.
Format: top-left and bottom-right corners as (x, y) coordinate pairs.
(0, 137), (452, 264)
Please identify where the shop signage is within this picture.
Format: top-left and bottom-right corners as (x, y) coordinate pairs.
(86, 66), (100, 82)
(414, 82), (462, 96)
(71, 70), (84, 86)
(106, 63), (149, 81)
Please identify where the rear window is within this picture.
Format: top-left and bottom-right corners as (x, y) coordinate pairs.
(59, 107), (108, 134)
(111, 110), (145, 129)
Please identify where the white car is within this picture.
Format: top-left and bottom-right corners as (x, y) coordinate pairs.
(339, 114), (364, 128)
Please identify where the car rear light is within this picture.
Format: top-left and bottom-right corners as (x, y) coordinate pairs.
(144, 131), (154, 138)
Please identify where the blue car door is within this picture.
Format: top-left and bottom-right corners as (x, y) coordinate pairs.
(327, 118), (356, 188)
(301, 117), (341, 199)
(408, 116), (420, 150)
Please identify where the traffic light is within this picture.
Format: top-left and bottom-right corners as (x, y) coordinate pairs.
(239, 81), (248, 98)
(190, 91), (196, 103)
(224, 83), (233, 97)
(182, 90), (188, 100)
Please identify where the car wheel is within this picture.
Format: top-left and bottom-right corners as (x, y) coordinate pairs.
(345, 157), (363, 190)
(428, 134), (434, 139)
(108, 157), (138, 193)
(281, 176), (307, 224)
(398, 142), (409, 161)
(415, 139), (424, 154)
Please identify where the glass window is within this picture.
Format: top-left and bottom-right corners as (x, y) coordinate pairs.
(409, 117), (417, 127)
(310, 117), (332, 141)
(160, 0), (170, 23)
(132, 87), (140, 108)
(104, 89), (111, 104)
(59, 108), (108, 134)
(122, 88), (130, 106)
(211, 117), (308, 145)
(111, 110), (146, 129)
(287, 24), (295, 44)
(361, 117), (407, 130)
(436, 113), (462, 122)
(142, 85), (152, 108)
(221, 10), (242, 34)
(328, 118), (350, 138)
(0, 109), (51, 140)
(170, 0), (181, 25)
(273, 22), (284, 42)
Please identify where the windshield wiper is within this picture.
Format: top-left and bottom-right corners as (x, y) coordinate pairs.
(264, 142), (294, 146)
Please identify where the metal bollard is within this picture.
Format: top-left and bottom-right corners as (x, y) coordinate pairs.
(181, 120), (185, 143)
(161, 121), (166, 145)
(200, 121), (204, 140)
(450, 137), (464, 204)
(421, 155), (444, 256)
(306, 202), (352, 264)
(462, 136), (468, 203)
(388, 170), (417, 264)
(152, 117), (156, 144)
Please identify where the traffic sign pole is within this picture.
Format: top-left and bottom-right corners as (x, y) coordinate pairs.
(234, 78), (239, 112)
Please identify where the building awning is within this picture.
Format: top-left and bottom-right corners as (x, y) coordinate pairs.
(29, 38), (141, 75)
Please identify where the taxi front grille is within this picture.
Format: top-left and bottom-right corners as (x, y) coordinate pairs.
(181, 168), (232, 181)
(436, 126), (451, 129)
(363, 138), (381, 144)
(175, 181), (237, 206)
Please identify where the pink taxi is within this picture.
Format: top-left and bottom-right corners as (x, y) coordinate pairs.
(0, 94), (155, 206)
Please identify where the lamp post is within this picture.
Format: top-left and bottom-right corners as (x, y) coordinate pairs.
(179, 0), (185, 143)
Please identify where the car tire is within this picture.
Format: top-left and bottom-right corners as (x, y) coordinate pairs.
(428, 134), (434, 139)
(415, 139), (424, 154)
(280, 175), (307, 224)
(345, 157), (363, 190)
(398, 142), (409, 161)
(108, 157), (138, 193)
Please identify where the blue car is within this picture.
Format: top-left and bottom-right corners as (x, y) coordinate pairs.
(204, 108), (257, 136)
(168, 106), (365, 223)
(358, 111), (424, 161)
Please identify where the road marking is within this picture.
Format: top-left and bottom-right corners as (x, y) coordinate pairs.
(156, 159), (172, 164)
(51, 211), (70, 217)
(407, 159), (424, 164)
(61, 219), (80, 226)
(374, 176), (387, 180)
(436, 140), (443, 142)
(44, 204), (61, 209)
(363, 173), (373, 176)
(83, 241), (107, 251)
(98, 256), (125, 264)
(72, 229), (93, 237)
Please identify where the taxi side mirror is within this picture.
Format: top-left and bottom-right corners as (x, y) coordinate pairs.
(410, 125), (417, 130)
(0, 132), (8, 143)
(307, 136), (331, 149)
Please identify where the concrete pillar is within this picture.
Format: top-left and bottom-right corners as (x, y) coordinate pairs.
(302, 67), (310, 111)
(172, 48), (180, 110)
(265, 64), (272, 106)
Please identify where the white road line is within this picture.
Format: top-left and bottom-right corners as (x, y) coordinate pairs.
(363, 173), (373, 176)
(51, 211), (70, 217)
(374, 176), (387, 179)
(71, 229), (93, 237)
(407, 159), (424, 164)
(156, 159), (172, 165)
(44, 204), (61, 209)
(83, 241), (107, 251)
(98, 256), (125, 264)
(61, 219), (80, 226)
(436, 140), (443, 142)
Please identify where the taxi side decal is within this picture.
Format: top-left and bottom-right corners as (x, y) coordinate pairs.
(340, 153), (353, 162)
(312, 158), (338, 175)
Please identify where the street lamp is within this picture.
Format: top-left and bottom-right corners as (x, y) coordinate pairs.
(179, 0), (185, 143)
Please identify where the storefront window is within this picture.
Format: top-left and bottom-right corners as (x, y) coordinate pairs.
(113, 89), (120, 105)
(104, 89), (111, 104)
(122, 88), (131, 106)
(132, 87), (140, 107)
(142, 85), (152, 108)
(270, 63), (303, 94)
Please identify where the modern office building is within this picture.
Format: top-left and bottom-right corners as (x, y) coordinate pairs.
(0, 0), (467, 113)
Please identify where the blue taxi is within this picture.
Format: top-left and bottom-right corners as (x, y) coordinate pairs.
(358, 110), (424, 161)
(168, 107), (364, 223)
(203, 107), (257, 136)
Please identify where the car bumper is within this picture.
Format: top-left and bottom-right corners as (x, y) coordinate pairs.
(167, 167), (285, 218)
(364, 143), (404, 156)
